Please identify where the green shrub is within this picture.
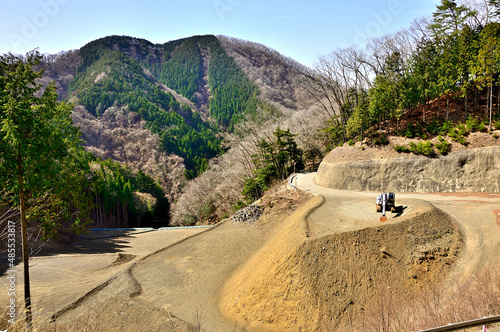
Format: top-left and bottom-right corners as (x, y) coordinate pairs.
(480, 120), (488, 132)
(440, 120), (453, 136)
(374, 134), (389, 145)
(407, 141), (435, 156)
(493, 120), (500, 130)
(426, 120), (442, 135)
(405, 123), (418, 138)
(393, 129), (403, 137)
(394, 145), (410, 153)
(466, 116), (479, 131)
(435, 138), (451, 155)
(348, 139), (355, 146)
(493, 114), (500, 130)
(233, 200), (247, 211)
(466, 116), (487, 132)
(457, 123), (468, 136)
(448, 128), (468, 145)
(416, 141), (435, 156)
(408, 141), (417, 153)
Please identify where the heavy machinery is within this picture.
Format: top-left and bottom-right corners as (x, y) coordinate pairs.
(376, 192), (396, 222)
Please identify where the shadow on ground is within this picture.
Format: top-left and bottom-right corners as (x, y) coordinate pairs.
(0, 230), (153, 276)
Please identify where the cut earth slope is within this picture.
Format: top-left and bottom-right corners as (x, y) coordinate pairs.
(220, 194), (462, 331)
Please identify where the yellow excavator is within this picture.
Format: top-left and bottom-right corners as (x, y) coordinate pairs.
(376, 192), (396, 222)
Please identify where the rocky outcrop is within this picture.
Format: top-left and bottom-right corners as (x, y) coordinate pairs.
(315, 146), (500, 193)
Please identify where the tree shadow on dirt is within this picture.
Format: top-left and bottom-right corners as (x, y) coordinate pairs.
(0, 230), (154, 276)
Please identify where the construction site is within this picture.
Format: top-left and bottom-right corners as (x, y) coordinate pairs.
(1, 147), (499, 331)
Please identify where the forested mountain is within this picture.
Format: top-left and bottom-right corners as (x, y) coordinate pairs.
(41, 35), (310, 181)
(32, 34), (315, 227)
(32, 0), (500, 228)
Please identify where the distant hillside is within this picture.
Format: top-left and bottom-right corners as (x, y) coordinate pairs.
(218, 36), (313, 114)
(39, 34), (313, 200)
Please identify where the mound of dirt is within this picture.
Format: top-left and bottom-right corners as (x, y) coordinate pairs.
(220, 197), (462, 331)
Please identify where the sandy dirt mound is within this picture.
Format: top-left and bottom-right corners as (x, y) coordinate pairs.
(0, 185), (313, 332)
(220, 197), (462, 331)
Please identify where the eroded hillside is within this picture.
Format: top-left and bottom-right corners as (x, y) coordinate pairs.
(220, 195), (462, 331)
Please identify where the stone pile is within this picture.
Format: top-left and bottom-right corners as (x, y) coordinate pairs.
(230, 205), (262, 223)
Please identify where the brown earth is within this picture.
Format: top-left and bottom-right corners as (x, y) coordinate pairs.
(220, 190), (464, 331)
(0, 176), (499, 331)
(0, 188), (315, 331)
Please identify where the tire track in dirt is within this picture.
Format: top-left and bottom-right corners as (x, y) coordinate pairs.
(49, 224), (222, 322)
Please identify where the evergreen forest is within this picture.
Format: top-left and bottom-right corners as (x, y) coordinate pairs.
(306, 0), (500, 149)
(68, 35), (262, 178)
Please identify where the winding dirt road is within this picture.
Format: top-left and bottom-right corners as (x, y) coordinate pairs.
(296, 172), (500, 291)
(1, 173), (499, 331)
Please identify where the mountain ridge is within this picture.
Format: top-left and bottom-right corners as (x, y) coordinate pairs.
(38, 34), (314, 202)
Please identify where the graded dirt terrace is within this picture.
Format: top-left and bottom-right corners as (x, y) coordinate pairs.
(1, 177), (499, 331)
(220, 179), (466, 331)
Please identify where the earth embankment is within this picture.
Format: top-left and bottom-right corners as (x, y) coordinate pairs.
(315, 146), (500, 193)
(220, 194), (462, 331)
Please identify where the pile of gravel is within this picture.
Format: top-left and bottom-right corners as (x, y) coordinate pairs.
(230, 205), (262, 223)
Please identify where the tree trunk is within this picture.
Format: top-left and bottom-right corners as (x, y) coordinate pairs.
(497, 85), (499, 116)
(464, 94), (468, 119)
(17, 146), (32, 329)
(490, 85), (493, 132)
(474, 85), (478, 112)
(446, 96), (450, 121)
(424, 96), (428, 123)
(437, 99), (441, 120)
(123, 203), (127, 228)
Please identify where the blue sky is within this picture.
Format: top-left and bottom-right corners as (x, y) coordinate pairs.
(1, 0), (440, 67)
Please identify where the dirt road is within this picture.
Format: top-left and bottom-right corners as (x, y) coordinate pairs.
(0, 228), (207, 326)
(1, 174), (498, 331)
(296, 172), (500, 292)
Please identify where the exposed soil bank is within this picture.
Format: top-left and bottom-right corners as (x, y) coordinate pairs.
(220, 196), (462, 331)
(315, 146), (500, 193)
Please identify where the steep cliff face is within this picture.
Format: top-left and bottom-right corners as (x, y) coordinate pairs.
(315, 146), (500, 193)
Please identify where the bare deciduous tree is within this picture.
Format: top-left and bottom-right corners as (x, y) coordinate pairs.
(71, 106), (186, 202)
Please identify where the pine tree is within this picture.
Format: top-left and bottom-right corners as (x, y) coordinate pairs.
(431, 0), (475, 36)
(0, 51), (91, 328)
(474, 23), (500, 130)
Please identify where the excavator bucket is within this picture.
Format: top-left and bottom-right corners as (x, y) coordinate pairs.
(379, 215), (388, 222)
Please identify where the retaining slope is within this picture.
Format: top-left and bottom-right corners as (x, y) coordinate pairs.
(315, 146), (500, 193)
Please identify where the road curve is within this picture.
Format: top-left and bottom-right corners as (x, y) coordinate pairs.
(295, 172), (500, 288)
